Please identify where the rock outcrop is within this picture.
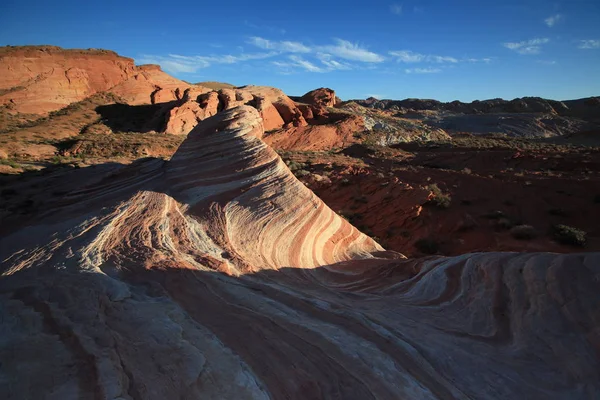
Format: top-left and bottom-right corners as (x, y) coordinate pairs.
(110, 64), (195, 106)
(263, 112), (366, 150)
(0, 46), (137, 114)
(163, 85), (309, 135)
(0, 46), (197, 115)
(1, 106), (599, 399)
(298, 87), (339, 108)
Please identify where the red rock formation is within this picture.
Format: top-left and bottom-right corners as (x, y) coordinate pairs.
(163, 85), (309, 135)
(0, 46), (198, 114)
(109, 64), (194, 105)
(1, 106), (598, 399)
(264, 113), (365, 150)
(164, 91), (220, 135)
(0, 46), (137, 114)
(299, 87), (339, 108)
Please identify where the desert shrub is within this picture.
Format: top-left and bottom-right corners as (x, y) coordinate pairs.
(285, 160), (305, 171)
(425, 183), (451, 209)
(510, 225), (536, 240)
(414, 238), (439, 254)
(462, 167), (472, 174)
(0, 158), (20, 169)
(50, 155), (65, 164)
(294, 169), (311, 177)
(340, 178), (351, 186)
(551, 224), (587, 247)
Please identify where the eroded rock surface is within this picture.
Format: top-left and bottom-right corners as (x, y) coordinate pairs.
(298, 87), (339, 108)
(0, 46), (137, 114)
(1, 106), (599, 399)
(0, 46), (197, 115)
(163, 85), (310, 135)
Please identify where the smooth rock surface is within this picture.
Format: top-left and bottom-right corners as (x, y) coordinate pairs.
(1, 106), (599, 399)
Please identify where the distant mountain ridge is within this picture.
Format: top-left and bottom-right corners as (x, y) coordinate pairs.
(353, 95), (600, 121)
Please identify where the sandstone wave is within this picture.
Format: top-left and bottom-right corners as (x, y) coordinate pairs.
(1, 106), (599, 399)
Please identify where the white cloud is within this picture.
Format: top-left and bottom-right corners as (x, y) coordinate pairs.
(578, 39), (600, 49)
(288, 55), (325, 72)
(537, 60), (557, 65)
(137, 52), (276, 74)
(429, 55), (459, 63)
(503, 38), (549, 55)
(544, 14), (562, 27)
(389, 50), (424, 63)
(319, 39), (385, 62)
(249, 37), (384, 63)
(405, 67), (441, 74)
(389, 50), (457, 63)
(316, 53), (352, 70)
(248, 37), (310, 53)
(272, 54), (352, 73)
(466, 57), (492, 63)
(390, 4), (402, 15)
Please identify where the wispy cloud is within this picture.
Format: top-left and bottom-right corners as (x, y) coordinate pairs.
(272, 54), (352, 74)
(537, 60), (557, 65)
(137, 52), (276, 74)
(405, 67), (442, 74)
(316, 53), (352, 70)
(503, 38), (549, 55)
(320, 39), (384, 62)
(578, 39), (600, 49)
(287, 55), (325, 72)
(390, 4), (402, 15)
(544, 14), (562, 27)
(466, 57), (493, 63)
(248, 37), (311, 53)
(249, 37), (384, 63)
(389, 50), (458, 63)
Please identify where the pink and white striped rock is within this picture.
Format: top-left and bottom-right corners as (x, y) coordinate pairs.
(1, 106), (599, 399)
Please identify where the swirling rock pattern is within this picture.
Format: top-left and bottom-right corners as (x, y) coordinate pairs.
(1, 106), (599, 399)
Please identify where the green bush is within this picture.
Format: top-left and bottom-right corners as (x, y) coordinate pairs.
(285, 160), (306, 171)
(425, 183), (451, 209)
(294, 169), (311, 177)
(551, 224), (586, 247)
(510, 225), (536, 240)
(0, 158), (20, 169)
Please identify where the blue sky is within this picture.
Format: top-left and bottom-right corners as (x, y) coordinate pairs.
(1, 0), (599, 101)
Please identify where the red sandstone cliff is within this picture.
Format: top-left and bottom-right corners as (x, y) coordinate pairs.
(0, 46), (192, 114)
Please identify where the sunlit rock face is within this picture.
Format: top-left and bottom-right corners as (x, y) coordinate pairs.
(0, 46), (137, 114)
(1, 106), (599, 399)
